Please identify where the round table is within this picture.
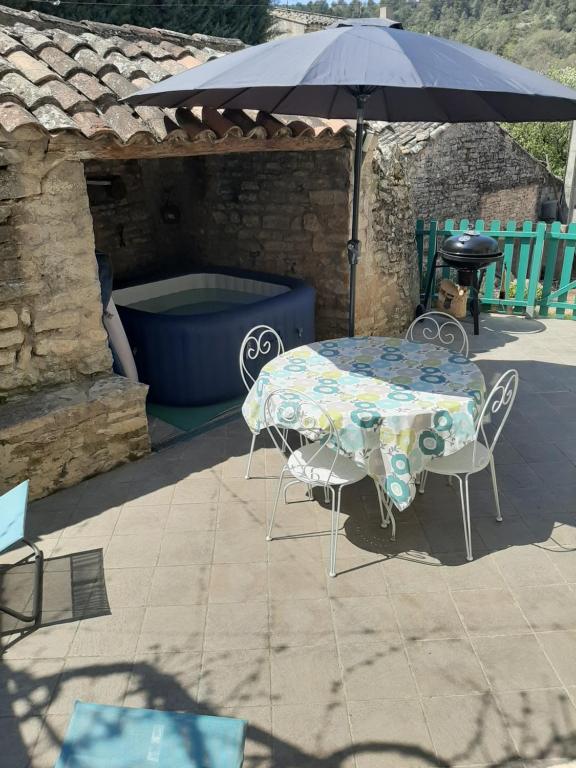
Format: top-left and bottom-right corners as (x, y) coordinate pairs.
(242, 336), (486, 511)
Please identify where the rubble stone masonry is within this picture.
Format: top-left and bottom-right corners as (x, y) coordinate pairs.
(0, 139), (149, 498)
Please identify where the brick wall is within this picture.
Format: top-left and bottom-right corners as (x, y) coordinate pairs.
(406, 123), (562, 225)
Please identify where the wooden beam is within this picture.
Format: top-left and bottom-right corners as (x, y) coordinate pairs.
(48, 133), (351, 162)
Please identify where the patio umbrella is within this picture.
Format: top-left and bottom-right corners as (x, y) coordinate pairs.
(125, 18), (576, 336)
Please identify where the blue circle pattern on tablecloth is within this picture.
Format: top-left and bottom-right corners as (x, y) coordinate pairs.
(242, 336), (486, 512)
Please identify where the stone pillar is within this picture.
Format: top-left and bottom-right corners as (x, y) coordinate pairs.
(355, 141), (419, 336)
(0, 139), (150, 499)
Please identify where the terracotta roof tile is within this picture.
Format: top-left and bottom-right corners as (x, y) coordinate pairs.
(0, 100), (42, 134)
(0, 30), (21, 56)
(133, 56), (172, 82)
(12, 24), (52, 53)
(1, 71), (54, 109)
(80, 32), (122, 58)
(6, 49), (54, 84)
(101, 103), (148, 142)
(104, 50), (147, 80)
(73, 47), (116, 78)
(0, 53), (15, 76)
(68, 71), (114, 106)
(32, 102), (77, 131)
(158, 58), (187, 77)
(39, 46), (83, 79)
(136, 40), (172, 60)
(101, 70), (137, 100)
(48, 78), (94, 113)
(50, 30), (88, 56)
(0, 5), (353, 148)
(70, 108), (114, 138)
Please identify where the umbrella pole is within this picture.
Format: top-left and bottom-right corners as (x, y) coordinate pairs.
(347, 94), (367, 338)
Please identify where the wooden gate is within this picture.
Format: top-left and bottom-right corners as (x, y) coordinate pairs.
(415, 219), (576, 318)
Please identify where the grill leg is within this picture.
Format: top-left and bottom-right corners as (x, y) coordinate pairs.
(471, 271), (480, 335)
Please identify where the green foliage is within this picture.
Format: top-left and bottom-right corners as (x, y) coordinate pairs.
(5, 0), (273, 44)
(503, 67), (576, 177)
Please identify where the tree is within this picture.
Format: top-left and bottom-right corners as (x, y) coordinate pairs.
(503, 67), (576, 177)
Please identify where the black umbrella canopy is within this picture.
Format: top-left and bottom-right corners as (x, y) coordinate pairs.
(124, 20), (576, 122)
(125, 19), (576, 337)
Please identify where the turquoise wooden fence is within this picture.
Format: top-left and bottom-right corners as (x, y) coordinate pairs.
(415, 218), (576, 318)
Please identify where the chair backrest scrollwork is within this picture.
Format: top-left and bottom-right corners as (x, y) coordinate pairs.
(406, 311), (469, 356)
(239, 325), (285, 392)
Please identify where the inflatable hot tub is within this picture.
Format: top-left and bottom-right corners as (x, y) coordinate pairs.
(113, 268), (315, 406)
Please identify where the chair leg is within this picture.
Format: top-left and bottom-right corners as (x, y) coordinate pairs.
(456, 475), (473, 561)
(245, 433), (257, 479)
(266, 470), (286, 542)
(418, 470), (428, 494)
(489, 456), (502, 522)
(329, 486), (340, 578)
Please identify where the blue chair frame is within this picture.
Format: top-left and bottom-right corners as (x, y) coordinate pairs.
(0, 480), (43, 626)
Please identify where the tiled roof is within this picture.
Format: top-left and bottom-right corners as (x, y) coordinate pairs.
(270, 8), (341, 27)
(0, 4), (351, 150)
(377, 121), (452, 153)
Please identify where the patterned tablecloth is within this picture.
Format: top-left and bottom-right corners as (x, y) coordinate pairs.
(242, 336), (486, 511)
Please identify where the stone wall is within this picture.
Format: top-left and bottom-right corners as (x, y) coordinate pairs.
(0, 140), (150, 498)
(406, 123), (562, 225)
(0, 141), (112, 395)
(0, 374), (150, 499)
(356, 142), (419, 336)
(86, 157), (201, 286)
(189, 148), (353, 338)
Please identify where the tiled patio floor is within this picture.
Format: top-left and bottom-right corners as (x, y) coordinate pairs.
(2, 314), (576, 768)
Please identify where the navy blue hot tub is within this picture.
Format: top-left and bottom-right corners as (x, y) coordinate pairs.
(114, 268), (315, 407)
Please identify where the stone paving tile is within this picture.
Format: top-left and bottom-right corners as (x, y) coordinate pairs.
(472, 634), (562, 692)
(348, 698), (435, 768)
(514, 585), (576, 632)
(137, 605), (207, 653)
(270, 645), (343, 706)
(165, 502), (218, 532)
(496, 688), (576, 762)
(272, 702), (355, 767)
(392, 591), (466, 641)
(124, 651), (202, 710)
(451, 588), (532, 636)
(199, 648), (271, 708)
(47, 655), (132, 715)
(340, 641), (418, 701)
(537, 630), (576, 686)
(423, 693), (518, 766)
(407, 637), (489, 696)
(147, 564), (211, 606)
(270, 598), (334, 648)
(204, 601), (269, 651)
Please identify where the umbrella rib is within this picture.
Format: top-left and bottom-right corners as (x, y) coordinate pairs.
(268, 85), (298, 116)
(217, 86), (254, 110)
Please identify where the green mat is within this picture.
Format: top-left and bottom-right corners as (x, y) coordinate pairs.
(147, 396), (244, 434)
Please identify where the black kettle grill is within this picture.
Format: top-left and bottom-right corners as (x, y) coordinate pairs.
(418, 231), (503, 335)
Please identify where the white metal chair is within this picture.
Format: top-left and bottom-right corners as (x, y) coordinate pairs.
(264, 389), (391, 577)
(240, 325), (285, 479)
(406, 311), (469, 356)
(418, 369), (519, 561)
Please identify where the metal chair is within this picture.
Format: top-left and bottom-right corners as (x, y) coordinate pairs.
(418, 369), (519, 561)
(406, 311), (469, 356)
(264, 389), (390, 577)
(0, 480), (43, 626)
(239, 325), (285, 479)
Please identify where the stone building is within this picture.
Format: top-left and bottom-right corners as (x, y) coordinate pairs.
(381, 121), (563, 225)
(269, 8), (337, 39)
(0, 5), (419, 498)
